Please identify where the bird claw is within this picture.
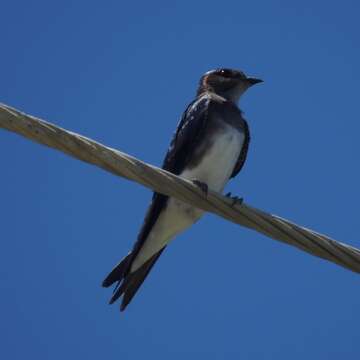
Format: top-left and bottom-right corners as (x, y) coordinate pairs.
(192, 180), (208, 196)
(225, 192), (243, 206)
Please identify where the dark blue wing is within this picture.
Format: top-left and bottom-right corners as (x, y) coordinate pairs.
(162, 96), (210, 174)
(133, 95), (210, 252)
(230, 118), (250, 178)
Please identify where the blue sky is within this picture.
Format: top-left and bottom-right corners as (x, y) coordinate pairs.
(1, 1), (359, 358)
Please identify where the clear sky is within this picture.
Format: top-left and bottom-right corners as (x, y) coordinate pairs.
(1, 1), (359, 359)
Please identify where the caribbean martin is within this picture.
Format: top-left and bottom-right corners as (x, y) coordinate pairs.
(102, 68), (262, 311)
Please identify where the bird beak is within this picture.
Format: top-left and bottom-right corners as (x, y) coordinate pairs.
(247, 78), (263, 85)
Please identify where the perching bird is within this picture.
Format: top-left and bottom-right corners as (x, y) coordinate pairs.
(102, 68), (262, 311)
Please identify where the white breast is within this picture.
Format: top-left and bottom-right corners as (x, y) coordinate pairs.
(180, 124), (244, 192)
(130, 123), (244, 272)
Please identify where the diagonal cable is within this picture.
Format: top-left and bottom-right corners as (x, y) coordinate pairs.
(1, 103), (359, 274)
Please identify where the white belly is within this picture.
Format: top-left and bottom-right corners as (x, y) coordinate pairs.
(131, 125), (244, 271)
(180, 124), (244, 192)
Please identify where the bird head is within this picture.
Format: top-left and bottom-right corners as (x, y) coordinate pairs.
(197, 68), (262, 103)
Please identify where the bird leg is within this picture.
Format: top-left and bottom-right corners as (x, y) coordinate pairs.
(225, 192), (243, 206)
(192, 180), (208, 196)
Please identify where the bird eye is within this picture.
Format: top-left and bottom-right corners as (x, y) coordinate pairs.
(218, 69), (232, 78)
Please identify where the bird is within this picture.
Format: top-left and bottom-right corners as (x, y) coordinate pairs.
(102, 68), (262, 311)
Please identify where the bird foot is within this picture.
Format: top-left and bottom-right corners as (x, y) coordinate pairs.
(192, 180), (208, 196)
(225, 192), (243, 206)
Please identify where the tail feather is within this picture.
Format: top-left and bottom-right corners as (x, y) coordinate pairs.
(102, 253), (133, 288)
(120, 249), (164, 311)
(102, 248), (165, 311)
